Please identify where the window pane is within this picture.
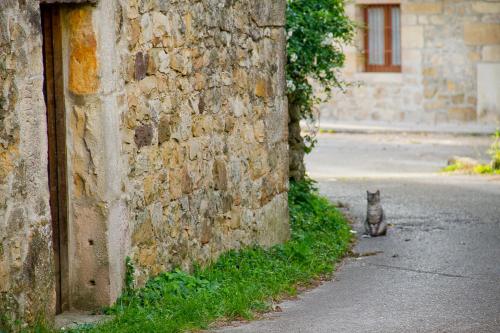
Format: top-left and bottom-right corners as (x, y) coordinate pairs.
(368, 7), (384, 65)
(391, 7), (401, 66)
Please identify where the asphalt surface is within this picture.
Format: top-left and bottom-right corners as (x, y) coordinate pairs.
(217, 133), (500, 333)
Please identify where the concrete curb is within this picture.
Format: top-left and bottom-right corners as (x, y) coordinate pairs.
(315, 121), (497, 136)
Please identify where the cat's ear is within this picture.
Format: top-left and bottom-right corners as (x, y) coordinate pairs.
(376, 190), (380, 195)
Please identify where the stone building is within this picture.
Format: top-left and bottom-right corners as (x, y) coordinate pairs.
(320, 0), (500, 126)
(0, 0), (289, 328)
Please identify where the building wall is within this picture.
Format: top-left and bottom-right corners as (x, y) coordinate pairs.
(320, 0), (500, 125)
(0, 0), (289, 329)
(121, 0), (289, 285)
(0, 0), (56, 329)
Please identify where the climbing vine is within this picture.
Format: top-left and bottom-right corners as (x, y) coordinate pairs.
(286, 0), (354, 179)
(287, 0), (354, 121)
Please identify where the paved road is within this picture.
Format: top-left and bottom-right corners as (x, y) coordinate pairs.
(218, 133), (500, 333)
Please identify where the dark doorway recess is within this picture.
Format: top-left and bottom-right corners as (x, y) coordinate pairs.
(41, 4), (69, 314)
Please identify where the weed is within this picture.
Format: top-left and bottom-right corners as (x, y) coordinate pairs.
(124, 257), (135, 295)
(441, 163), (464, 173)
(474, 164), (500, 175)
(442, 130), (500, 176)
(442, 162), (500, 175)
(488, 129), (500, 170)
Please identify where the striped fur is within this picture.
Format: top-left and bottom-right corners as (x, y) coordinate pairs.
(364, 190), (387, 237)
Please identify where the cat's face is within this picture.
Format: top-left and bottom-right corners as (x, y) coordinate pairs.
(367, 190), (380, 204)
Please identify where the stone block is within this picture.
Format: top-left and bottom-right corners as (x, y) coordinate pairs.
(424, 86), (437, 99)
(447, 80), (458, 93)
(468, 51), (481, 62)
(255, 193), (290, 248)
(464, 23), (500, 45)
(482, 45), (500, 62)
(429, 16), (445, 25)
(132, 216), (155, 245)
(143, 175), (158, 205)
(253, 120), (266, 143)
(170, 53), (190, 75)
(402, 3), (443, 14)
(147, 49), (169, 74)
(213, 159), (228, 190)
(129, 19), (141, 48)
(447, 108), (477, 122)
(477, 63), (500, 121)
(424, 100), (446, 111)
(255, 78), (273, 98)
(139, 76), (157, 96)
(423, 67), (438, 78)
(200, 219), (212, 245)
(158, 117), (171, 144)
(0, 147), (17, 180)
(134, 124), (154, 149)
(468, 96), (477, 106)
(451, 94), (465, 105)
(401, 14), (417, 25)
(249, 147), (269, 180)
(401, 49), (422, 64)
(472, 2), (500, 14)
(181, 167), (192, 194)
(418, 15), (429, 25)
(402, 26), (424, 48)
(68, 7), (99, 95)
(135, 52), (148, 81)
(252, 0), (286, 27)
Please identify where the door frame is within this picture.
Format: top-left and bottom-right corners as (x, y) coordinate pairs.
(41, 4), (69, 314)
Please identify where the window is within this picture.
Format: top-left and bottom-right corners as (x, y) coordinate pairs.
(364, 4), (401, 72)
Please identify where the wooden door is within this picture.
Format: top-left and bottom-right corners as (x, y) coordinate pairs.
(41, 4), (69, 314)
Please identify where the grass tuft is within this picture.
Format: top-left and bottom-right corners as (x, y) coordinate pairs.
(441, 162), (465, 173)
(442, 129), (500, 176)
(33, 179), (352, 333)
(442, 162), (500, 175)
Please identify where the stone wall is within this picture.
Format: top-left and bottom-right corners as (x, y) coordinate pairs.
(320, 0), (500, 125)
(0, 0), (289, 329)
(0, 0), (55, 329)
(121, 0), (289, 284)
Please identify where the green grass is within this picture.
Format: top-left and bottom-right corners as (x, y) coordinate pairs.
(442, 129), (500, 176)
(442, 162), (500, 175)
(473, 164), (500, 175)
(318, 128), (336, 134)
(441, 162), (465, 173)
(30, 179), (352, 333)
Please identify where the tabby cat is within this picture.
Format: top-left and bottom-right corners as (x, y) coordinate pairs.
(364, 190), (387, 237)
